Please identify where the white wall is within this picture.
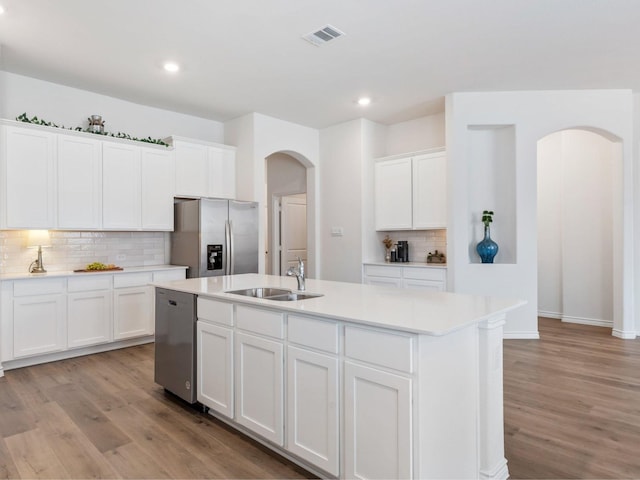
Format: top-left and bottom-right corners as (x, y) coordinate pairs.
(319, 120), (364, 283)
(386, 113), (445, 156)
(225, 113), (319, 277)
(446, 90), (634, 338)
(538, 130), (616, 327)
(0, 71), (224, 141)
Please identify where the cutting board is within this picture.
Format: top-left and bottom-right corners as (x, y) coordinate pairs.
(73, 267), (123, 273)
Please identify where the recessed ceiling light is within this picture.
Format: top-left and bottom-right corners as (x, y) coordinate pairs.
(163, 62), (180, 73)
(357, 97), (371, 106)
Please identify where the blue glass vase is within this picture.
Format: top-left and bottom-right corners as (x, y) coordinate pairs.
(476, 225), (498, 263)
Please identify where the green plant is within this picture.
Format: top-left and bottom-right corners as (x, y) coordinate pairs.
(15, 113), (169, 147)
(481, 210), (494, 227)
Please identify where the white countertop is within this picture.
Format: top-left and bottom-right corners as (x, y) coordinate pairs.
(0, 264), (187, 281)
(364, 261), (447, 268)
(153, 273), (524, 336)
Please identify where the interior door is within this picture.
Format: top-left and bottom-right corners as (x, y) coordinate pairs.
(280, 194), (307, 275)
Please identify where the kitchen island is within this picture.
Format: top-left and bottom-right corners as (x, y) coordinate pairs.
(153, 273), (524, 480)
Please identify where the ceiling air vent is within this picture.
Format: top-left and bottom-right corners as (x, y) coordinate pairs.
(302, 24), (345, 46)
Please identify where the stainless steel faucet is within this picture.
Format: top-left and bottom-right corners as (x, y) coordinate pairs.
(286, 257), (306, 291)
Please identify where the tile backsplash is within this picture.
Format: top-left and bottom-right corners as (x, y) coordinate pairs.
(376, 229), (447, 263)
(0, 230), (169, 274)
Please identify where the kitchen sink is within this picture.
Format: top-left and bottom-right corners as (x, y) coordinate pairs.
(264, 292), (323, 301)
(226, 287), (291, 298)
(225, 288), (323, 301)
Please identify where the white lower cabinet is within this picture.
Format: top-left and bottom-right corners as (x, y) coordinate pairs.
(344, 361), (412, 480)
(235, 331), (284, 446)
(363, 263), (447, 292)
(13, 294), (66, 358)
(113, 287), (153, 340)
(68, 290), (112, 348)
(287, 345), (339, 476)
(197, 321), (234, 418)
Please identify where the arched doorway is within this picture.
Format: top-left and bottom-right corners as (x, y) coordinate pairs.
(265, 152), (310, 276)
(537, 128), (623, 334)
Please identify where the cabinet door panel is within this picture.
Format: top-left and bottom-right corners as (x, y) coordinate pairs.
(4, 127), (56, 228)
(209, 146), (235, 199)
(412, 152), (447, 229)
(375, 158), (412, 230)
(344, 361), (412, 479)
(68, 290), (112, 348)
(113, 286), (152, 340)
(141, 148), (174, 230)
(103, 143), (141, 229)
(287, 346), (339, 476)
(197, 321), (234, 418)
(57, 135), (102, 229)
(235, 332), (283, 445)
(14, 294), (66, 357)
(174, 142), (209, 197)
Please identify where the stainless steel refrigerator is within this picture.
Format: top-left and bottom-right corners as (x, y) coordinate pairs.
(170, 198), (259, 278)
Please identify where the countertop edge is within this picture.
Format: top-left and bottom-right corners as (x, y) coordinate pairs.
(1, 264), (188, 281)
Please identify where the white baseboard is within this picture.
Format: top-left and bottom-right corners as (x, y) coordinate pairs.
(538, 310), (561, 319)
(561, 315), (613, 328)
(612, 329), (637, 339)
(503, 331), (540, 340)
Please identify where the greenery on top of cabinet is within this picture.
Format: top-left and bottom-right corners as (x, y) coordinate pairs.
(15, 113), (169, 147)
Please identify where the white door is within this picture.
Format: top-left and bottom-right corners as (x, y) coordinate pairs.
(197, 321), (234, 418)
(102, 143), (141, 229)
(68, 290), (112, 348)
(57, 135), (102, 229)
(344, 361), (412, 480)
(113, 286), (152, 340)
(280, 194), (307, 274)
(141, 148), (174, 230)
(235, 331), (284, 445)
(287, 346), (339, 476)
(3, 126), (56, 228)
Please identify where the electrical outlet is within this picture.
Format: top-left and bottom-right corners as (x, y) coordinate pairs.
(331, 226), (344, 237)
(116, 254), (126, 261)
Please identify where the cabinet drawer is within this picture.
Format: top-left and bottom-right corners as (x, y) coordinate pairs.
(363, 265), (402, 278)
(236, 305), (284, 339)
(288, 315), (339, 353)
(153, 269), (186, 282)
(402, 267), (446, 281)
(198, 297), (234, 326)
(14, 278), (65, 297)
(113, 272), (153, 288)
(68, 275), (112, 292)
(345, 325), (414, 373)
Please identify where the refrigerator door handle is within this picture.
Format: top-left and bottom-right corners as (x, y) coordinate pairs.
(225, 220), (231, 275)
(229, 220), (235, 275)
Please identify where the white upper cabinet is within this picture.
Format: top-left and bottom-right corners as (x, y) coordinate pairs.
(1, 125), (56, 228)
(171, 137), (236, 199)
(412, 151), (447, 229)
(374, 149), (447, 231)
(375, 157), (413, 230)
(102, 142), (142, 229)
(141, 148), (175, 230)
(209, 146), (236, 199)
(57, 135), (102, 229)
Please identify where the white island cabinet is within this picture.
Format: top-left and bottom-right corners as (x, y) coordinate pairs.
(154, 273), (524, 480)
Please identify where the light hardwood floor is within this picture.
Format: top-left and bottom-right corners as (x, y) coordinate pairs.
(0, 345), (313, 479)
(1, 318), (639, 479)
(505, 317), (640, 479)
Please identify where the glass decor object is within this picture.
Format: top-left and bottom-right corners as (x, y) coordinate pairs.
(476, 210), (498, 263)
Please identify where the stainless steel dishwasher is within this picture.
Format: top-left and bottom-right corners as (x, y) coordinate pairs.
(154, 287), (197, 404)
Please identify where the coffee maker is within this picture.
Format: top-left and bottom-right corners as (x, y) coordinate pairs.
(395, 241), (409, 262)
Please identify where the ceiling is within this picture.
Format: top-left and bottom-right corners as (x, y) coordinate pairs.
(0, 0), (638, 129)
